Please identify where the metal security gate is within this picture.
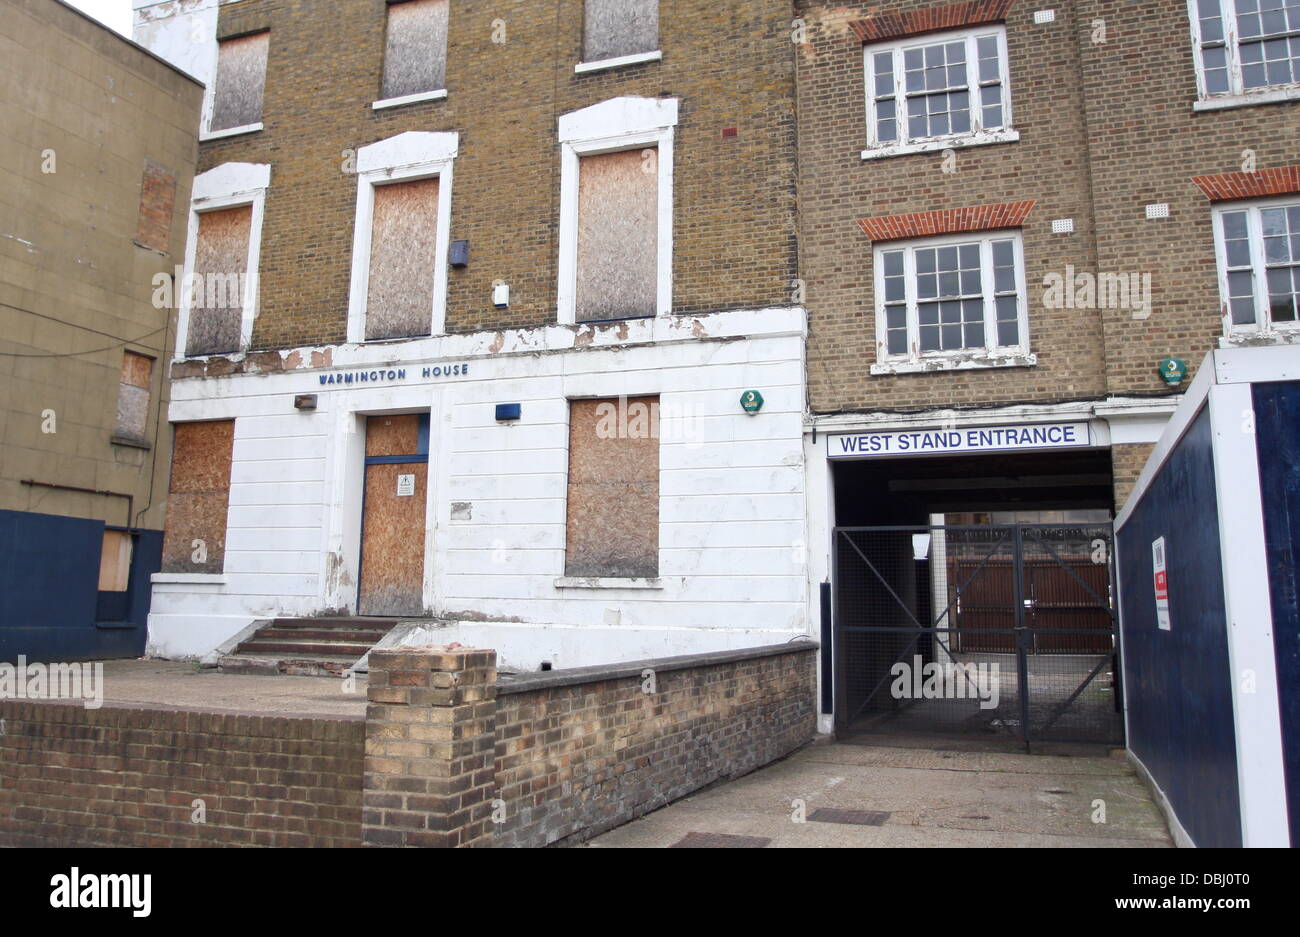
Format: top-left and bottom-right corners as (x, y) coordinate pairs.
(832, 524), (1123, 746)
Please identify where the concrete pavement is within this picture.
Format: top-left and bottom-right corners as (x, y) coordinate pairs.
(588, 738), (1173, 848)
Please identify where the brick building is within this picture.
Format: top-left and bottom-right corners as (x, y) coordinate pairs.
(131, 0), (810, 665)
(795, 0), (1299, 732)
(0, 0), (202, 662)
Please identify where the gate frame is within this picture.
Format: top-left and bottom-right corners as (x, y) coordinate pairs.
(831, 522), (1123, 748)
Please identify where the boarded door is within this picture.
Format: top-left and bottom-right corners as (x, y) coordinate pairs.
(358, 414), (429, 616)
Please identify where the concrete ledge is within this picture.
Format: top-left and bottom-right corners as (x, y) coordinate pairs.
(1127, 749), (1194, 848)
(497, 639), (818, 695)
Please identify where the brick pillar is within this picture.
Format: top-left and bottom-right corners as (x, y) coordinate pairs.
(362, 646), (498, 847)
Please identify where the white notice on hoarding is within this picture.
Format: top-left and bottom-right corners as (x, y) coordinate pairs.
(1153, 536), (1170, 631)
(396, 474), (415, 497)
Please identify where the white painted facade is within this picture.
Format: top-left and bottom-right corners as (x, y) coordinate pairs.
(148, 307), (812, 670)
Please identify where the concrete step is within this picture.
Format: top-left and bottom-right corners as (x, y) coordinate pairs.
(255, 628), (390, 643)
(218, 654), (358, 678)
(235, 640), (373, 657)
(219, 615), (406, 678)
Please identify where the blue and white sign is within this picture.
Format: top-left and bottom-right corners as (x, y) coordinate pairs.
(828, 421), (1091, 459)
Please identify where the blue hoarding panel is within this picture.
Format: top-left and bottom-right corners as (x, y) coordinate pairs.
(1117, 406), (1241, 846)
(0, 510), (158, 663)
(1253, 379), (1300, 847)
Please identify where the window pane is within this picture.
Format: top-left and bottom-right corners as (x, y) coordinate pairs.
(920, 324), (941, 351)
(1227, 236), (1253, 267)
(887, 326), (909, 355)
(884, 273), (905, 301)
(886, 304), (907, 329)
(883, 250), (905, 276)
(919, 302), (939, 325)
(1262, 207), (1288, 236)
(1231, 296), (1258, 324)
(1222, 210), (1249, 239)
(997, 317), (1019, 346)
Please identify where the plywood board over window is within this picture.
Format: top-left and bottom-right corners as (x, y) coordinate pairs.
(565, 396), (659, 578)
(98, 530), (133, 592)
(366, 177), (439, 340)
(583, 0), (658, 61)
(113, 351), (153, 446)
(186, 205), (251, 356)
(382, 0), (448, 99)
(211, 32), (268, 132)
(161, 420), (234, 574)
(576, 149), (657, 322)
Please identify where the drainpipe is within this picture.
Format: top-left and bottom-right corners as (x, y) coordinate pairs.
(20, 479), (134, 530)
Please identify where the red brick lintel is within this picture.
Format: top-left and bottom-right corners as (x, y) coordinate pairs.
(1190, 166), (1300, 202)
(857, 200), (1037, 243)
(849, 0), (1016, 43)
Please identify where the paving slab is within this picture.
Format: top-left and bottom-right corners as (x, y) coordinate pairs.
(588, 739), (1173, 848)
(85, 659), (368, 717)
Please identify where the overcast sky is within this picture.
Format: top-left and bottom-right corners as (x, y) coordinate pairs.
(64, 0), (132, 37)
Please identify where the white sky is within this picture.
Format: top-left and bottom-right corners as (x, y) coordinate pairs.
(63, 0), (133, 37)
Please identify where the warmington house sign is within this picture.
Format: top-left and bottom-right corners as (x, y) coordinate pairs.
(828, 421), (1091, 459)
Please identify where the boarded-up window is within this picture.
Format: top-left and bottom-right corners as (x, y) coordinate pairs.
(366, 177), (439, 340)
(98, 530), (133, 592)
(565, 396), (659, 578)
(583, 0), (658, 61)
(161, 420), (235, 574)
(186, 204), (251, 356)
(134, 160), (176, 252)
(210, 32), (269, 132)
(113, 351), (153, 446)
(576, 148), (657, 322)
(382, 0), (448, 99)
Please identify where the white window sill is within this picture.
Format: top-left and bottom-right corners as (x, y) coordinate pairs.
(574, 50), (662, 74)
(1220, 329), (1300, 348)
(554, 576), (663, 590)
(1194, 86), (1300, 112)
(372, 89), (448, 110)
(861, 129), (1019, 161)
(151, 572), (226, 585)
(871, 351), (1037, 375)
(200, 122), (263, 142)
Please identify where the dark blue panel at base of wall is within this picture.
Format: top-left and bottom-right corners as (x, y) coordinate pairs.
(1117, 405), (1241, 847)
(0, 510), (159, 663)
(1254, 380), (1300, 848)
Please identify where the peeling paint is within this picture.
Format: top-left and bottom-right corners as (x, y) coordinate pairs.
(450, 501), (472, 520)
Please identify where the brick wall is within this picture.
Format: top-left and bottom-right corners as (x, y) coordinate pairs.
(1112, 441), (1156, 511)
(362, 643), (818, 847)
(797, 0), (1300, 413)
(198, 0), (799, 352)
(0, 644), (814, 848)
(0, 700), (362, 847)
(1077, 0), (1300, 397)
(796, 0), (1106, 414)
